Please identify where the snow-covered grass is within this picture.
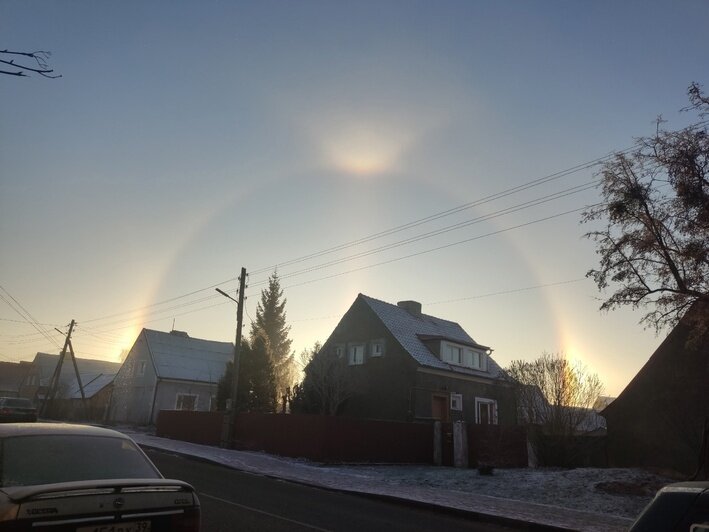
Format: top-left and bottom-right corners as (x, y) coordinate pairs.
(329, 465), (673, 519)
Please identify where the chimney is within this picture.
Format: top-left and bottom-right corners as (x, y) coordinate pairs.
(397, 300), (422, 317)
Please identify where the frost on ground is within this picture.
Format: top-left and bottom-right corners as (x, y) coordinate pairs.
(330, 465), (673, 519)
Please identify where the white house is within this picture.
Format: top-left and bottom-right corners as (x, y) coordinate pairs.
(107, 329), (233, 425)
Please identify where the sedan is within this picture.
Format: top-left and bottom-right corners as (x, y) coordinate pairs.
(0, 397), (36, 423)
(0, 423), (200, 531)
(629, 481), (709, 531)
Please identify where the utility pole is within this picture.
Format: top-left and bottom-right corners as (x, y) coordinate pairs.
(217, 267), (246, 448)
(41, 320), (76, 417)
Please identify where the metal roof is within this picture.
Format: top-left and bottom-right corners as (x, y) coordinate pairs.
(32, 353), (121, 391)
(143, 329), (233, 384)
(69, 373), (115, 399)
(359, 294), (504, 379)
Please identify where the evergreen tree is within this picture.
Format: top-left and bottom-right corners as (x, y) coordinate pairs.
(216, 340), (277, 413)
(250, 271), (295, 402)
(237, 339), (277, 412)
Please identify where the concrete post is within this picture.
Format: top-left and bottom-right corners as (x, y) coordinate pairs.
(433, 421), (442, 466)
(453, 421), (469, 468)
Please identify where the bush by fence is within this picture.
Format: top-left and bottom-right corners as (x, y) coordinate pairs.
(467, 424), (528, 467)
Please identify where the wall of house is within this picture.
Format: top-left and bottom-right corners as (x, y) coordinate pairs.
(151, 380), (217, 424)
(413, 369), (517, 426)
(108, 334), (157, 425)
(602, 313), (709, 476)
(62, 385), (114, 422)
(321, 297), (420, 421)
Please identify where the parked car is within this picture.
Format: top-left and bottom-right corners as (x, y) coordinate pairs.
(0, 423), (200, 531)
(629, 481), (709, 531)
(0, 397), (37, 422)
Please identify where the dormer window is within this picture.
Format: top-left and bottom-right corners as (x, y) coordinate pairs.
(441, 341), (486, 371)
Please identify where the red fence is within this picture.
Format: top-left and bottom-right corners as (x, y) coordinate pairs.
(233, 413), (434, 463)
(156, 411), (434, 463)
(156, 410), (226, 446)
(155, 411), (528, 467)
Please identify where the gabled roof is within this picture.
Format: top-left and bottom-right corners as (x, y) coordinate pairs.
(32, 353), (121, 390)
(359, 294), (504, 379)
(142, 329), (233, 384)
(601, 299), (709, 417)
(69, 373), (115, 399)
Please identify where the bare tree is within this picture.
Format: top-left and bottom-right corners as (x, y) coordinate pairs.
(298, 347), (355, 415)
(507, 352), (604, 435)
(1, 49), (61, 78)
(582, 82), (709, 333)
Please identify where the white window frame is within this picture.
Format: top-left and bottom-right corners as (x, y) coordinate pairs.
(175, 393), (198, 411)
(370, 339), (385, 357)
(475, 397), (498, 425)
(442, 341), (487, 371)
(348, 344), (365, 365)
(450, 393), (463, 411)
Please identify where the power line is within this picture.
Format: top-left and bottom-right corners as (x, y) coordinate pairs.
(79, 181), (597, 332)
(280, 205), (592, 291)
(74, 149), (614, 326)
(0, 285), (62, 349)
(426, 278), (587, 306)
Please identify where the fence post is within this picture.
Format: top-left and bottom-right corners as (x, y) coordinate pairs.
(453, 421), (469, 468)
(433, 421), (442, 466)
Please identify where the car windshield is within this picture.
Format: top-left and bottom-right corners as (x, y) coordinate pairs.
(1, 398), (33, 408)
(0, 435), (161, 487)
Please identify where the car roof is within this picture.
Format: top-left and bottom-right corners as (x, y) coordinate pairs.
(0, 423), (132, 439)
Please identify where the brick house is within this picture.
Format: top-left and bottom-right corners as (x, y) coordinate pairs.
(311, 294), (516, 426)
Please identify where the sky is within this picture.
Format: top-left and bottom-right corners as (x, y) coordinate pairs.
(1, 1), (707, 397)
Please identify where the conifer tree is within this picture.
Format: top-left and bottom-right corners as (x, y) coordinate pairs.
(250, 271), (296, 403)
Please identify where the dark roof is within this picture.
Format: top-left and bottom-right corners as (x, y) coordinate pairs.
(359, 294), (504, 379)
(601, 300), (709, 417)
(0, 362), (30, 394)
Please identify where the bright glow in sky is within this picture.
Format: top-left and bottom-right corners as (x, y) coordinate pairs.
(1, 1), (707, 397)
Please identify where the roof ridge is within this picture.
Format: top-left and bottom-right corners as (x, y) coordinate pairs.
(359, 293), (461, 326)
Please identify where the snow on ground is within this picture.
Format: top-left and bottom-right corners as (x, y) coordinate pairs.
(325, 464), (671, 519)
(125, 429), (672, 522)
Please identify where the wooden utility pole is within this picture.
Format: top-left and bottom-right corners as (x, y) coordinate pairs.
(219, 267), (246, 448)
(41, 320), (76, 417)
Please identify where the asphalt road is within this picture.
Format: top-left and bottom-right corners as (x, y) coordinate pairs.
(145, 449), (535, 532)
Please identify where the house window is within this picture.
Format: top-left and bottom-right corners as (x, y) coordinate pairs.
(348, 344), (365, 365)
(370, 339), (385, 357)
(442, 342), (487, 371)
(333, 344), (345, 358)
(442, 343), (462, 365)
(137, 360), (146, 376)
(450, 393), (463, 411)
(175, 393), (198, 411)
(475, 397), (498, 425)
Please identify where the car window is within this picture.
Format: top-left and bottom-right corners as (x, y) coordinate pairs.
(2, 398), (33, 407)
(0, 435), (161, 487)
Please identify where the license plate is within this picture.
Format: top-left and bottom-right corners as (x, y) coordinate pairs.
(77, 520), (151, 532)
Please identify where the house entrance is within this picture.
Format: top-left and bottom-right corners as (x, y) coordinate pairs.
(431, 394), (450, 422)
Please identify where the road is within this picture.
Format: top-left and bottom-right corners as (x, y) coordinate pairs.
(145, 449), (535, 532)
